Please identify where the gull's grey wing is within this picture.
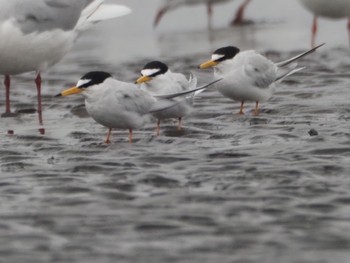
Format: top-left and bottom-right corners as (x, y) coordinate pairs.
(0, 0), (92, 34)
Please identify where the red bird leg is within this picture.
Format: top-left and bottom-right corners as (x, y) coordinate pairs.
(347, 18), (350, 47)
(156, 119), (161, 136)
(311, 16), (318, 48)
(105, 128), (112, 144)
(4, 75), (11, 114)
(177, 117), (182, 131)
(129, 129), (133, 143)
(231, 0), (251, 26)
(35, 72), (45, 134)
(207, 3), (213, 30)
(239, 101), (245, 115)
(3, 75), (14, 134)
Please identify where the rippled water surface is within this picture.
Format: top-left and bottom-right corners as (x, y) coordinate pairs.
(1, 0), (350, 262)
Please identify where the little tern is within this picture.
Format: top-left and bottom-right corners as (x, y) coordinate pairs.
(199, 43), (325, 115)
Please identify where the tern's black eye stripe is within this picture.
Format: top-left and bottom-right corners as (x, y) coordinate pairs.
(213, 46), (240, 62)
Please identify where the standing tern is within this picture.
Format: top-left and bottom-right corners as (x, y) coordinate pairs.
(199, 43), (325, 115)
(135, 61), (198, 136)
(0, 0), (131, 134)
(56, 71), (221, 144)
(298, 0), (350, 47)
(154, 0), (252, 28)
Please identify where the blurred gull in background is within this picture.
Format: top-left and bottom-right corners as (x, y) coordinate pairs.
(0, 0), (131, 134)
(299, 0), (350, 47)
(154, 0), (252, 29)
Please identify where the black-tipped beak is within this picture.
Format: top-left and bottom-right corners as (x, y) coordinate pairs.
(55, 93), (62, 97)
(55, 86), (82, 97)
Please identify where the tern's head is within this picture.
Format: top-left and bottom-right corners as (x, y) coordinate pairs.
(135, 61), (169, 84)
(199, 46), (240, 69)
(56, 71), (112, 97)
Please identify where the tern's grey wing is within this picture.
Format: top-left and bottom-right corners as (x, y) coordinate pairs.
(112, 82), (155, 115)
(155, 78), (222, 99)
(0, 0), (91, 34)
(244, 56), (277, 89)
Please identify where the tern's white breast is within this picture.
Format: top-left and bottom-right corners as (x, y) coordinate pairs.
(0, 20), (77, 74)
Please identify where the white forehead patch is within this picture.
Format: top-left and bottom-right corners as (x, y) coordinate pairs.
(77, 79), (91, 87)
(141, 68), (160, 77)
(211, 54), (225, 61)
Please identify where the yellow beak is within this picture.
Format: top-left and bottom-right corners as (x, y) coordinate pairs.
(135, 75), (152, 84)
(199, 60), (219, 69)
(58, 86), (82, 97)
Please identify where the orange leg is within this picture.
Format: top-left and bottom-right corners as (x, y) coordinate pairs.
(231, 0), (251, 26)
(311, 16), (318, 48)
(4, 75), (11, 114)
(105, 128), (112, 144)
(239, 101), (245, 115)
(254, 101), (259, 116)
(35, 72), (45, 135)
(156, 119), (161, 136)
(206, 3), (213, 30)
(348, 17), (350, 45)
(129, 129), (133, 143)
(177, 117), (182, 131)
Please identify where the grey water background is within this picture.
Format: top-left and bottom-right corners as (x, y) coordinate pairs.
(1, 0), (350, 262)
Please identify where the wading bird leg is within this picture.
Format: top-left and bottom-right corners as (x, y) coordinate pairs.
(129, 129), (133, 143)
(4, 75), (11, 114)
(231, 0), (251, 26)
(105, 128), (112, 144)
(35, 72), (45, 134)
(206, 3), (213, 30)
(177, 117), (182, 131)
(347, 18), (350, 47)
(311, 16), (318, 48)
(254, 101), (259, 116)
(239, 101), (245, 115)
(156, 119), (161, 136)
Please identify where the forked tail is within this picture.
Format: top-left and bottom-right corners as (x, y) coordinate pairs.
(276, 43), (325, 67)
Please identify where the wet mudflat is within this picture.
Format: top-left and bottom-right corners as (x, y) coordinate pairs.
(1, 0), (350, 262)
(1, 46), (350, 263)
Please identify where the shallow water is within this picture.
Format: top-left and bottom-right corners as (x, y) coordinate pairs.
(1, 0), (350, 262)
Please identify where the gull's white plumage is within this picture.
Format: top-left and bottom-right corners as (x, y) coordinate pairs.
(0, 0), (131, 133)
(298, 0), (350, 47)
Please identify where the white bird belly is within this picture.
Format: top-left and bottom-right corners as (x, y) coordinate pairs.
(0, 20), (76, 74)
(85, 97), (149, 130)
(152, 99), (191, 120)
(217, 76), (275, 103)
